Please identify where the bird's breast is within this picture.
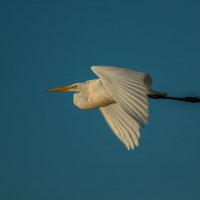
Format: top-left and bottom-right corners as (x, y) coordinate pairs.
(73, 79), (115, 109)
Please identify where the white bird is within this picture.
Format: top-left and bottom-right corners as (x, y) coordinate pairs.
(48, 66), (200, 150)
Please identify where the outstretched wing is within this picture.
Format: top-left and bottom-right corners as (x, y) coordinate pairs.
(91, 66), (150, 126)
(100, 103), (140, 150)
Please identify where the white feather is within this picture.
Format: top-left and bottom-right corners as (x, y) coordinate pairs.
(91, 66), (149, 126)
(100, 103), (141, 150)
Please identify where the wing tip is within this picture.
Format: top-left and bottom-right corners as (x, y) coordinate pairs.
(91, 66), (109, 71)
(91, 66), (125, 73)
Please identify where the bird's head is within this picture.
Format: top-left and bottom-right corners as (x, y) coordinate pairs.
(48, 83), (86, 93)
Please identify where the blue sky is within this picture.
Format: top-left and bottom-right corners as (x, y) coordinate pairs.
(1, 0), (200, 199)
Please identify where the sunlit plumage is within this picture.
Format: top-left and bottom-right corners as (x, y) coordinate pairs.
(48, 66), (200, 150)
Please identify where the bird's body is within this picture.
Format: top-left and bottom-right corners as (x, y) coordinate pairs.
(73, 79), (115, 109)
(48, 66), (200, 150)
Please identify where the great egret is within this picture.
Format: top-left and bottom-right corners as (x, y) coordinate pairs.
(48, 66), (200, 150)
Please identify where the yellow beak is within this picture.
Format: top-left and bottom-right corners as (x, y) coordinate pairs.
(48, 84), (77, 92)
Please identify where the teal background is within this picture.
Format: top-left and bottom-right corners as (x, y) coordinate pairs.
(1, 0), (200, 199)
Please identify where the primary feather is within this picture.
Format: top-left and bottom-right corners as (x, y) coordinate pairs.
(91, 66), (149, 125)
(91, 66), (150, 150)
